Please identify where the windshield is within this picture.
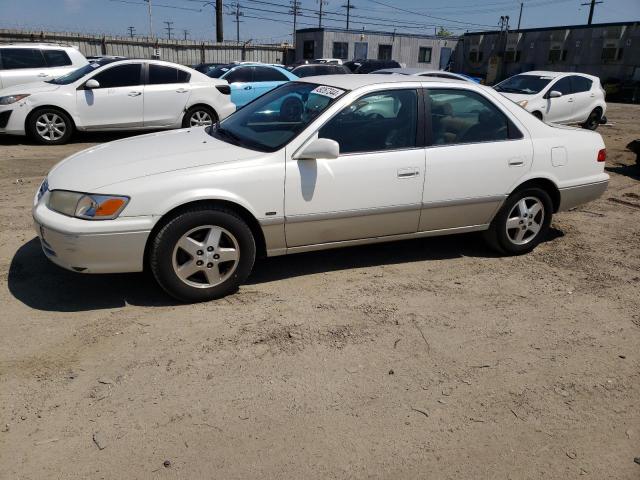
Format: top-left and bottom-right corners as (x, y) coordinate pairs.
(209, 82), (347, 152)
(46, 61), (112, 85)
(207, 65), (232, 78)
(494, 74), (553, 94)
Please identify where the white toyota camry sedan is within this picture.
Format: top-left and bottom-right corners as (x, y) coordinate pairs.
(0, 58), (235, 144)
(33, 75), (609, 302)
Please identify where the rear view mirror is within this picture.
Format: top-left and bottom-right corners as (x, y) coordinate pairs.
(548, 90), (562, 98)
(294, 138), (339, 160)
(85, 79), (100, 89)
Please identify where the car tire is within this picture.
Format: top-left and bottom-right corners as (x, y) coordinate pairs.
(182, 105), (217, 128)
(582, 108), (602, 130)
(150, 206), (256, 302)
(484, 187), (553, 255)
(27, 108), (74, 145)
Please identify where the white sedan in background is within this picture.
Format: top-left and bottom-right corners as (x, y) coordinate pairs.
(494, 71), (607, 130)
(0, 59), (235, 144)
(373, 67), (479, 82)
(33, 75), (608, 302)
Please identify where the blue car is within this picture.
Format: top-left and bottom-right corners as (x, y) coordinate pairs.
(207, 63), (298, 107)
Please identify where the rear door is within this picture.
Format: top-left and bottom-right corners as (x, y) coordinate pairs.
(421, 87), (532, 231)
(0, 48), (48, 87)
(252, 66), (290, 98)
(544, 76), (574, 123)
(568, 75), (594, 123)
(223, 66), (255, 107)
(143, 63), (192, 127)
(76, 63), (144, 128)
(41, 49), (74, 80)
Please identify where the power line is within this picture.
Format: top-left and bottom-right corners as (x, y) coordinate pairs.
(164, 20), (174, 38)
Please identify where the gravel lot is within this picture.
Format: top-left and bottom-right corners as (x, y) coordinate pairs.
(1, 104), (639, 479)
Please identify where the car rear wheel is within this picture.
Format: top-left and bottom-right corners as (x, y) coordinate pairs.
(27, 108), (74, 145)
(582, 108), (602, 130)
(182, 106), (217, 128)
(484, 187), (552, 255)
(150, 207), (256, 302)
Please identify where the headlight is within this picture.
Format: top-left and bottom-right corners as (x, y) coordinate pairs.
(0, 94), (30, 105)
(517, 99), (528, 108)
(47, 190), (129, 220)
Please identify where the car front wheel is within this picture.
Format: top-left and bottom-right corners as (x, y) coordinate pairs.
(27, 108), (74, 145)
(150, 207), (256, 302)
(484, 187), (553, 255)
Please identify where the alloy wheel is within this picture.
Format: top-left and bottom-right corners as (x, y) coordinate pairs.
(505, 197), (545, 245)
(35, 113), (66, 141)
(189, 110), (213, 127)
(172, 225), (240, 288)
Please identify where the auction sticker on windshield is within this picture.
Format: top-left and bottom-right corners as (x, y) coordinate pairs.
(311, 86), (345, 99)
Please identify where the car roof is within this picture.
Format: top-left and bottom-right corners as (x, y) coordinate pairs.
(0, 42), (79, 49)
(374, 67), (436, 75)
(297, 73), (465, 90)
(517, 70), (600, 81)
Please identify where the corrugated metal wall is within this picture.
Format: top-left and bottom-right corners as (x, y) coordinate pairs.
(0, 29), (288, 65)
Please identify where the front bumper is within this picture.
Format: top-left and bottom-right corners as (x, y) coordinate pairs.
(33, 202), (154, 274)
(0, 101), (28, 135)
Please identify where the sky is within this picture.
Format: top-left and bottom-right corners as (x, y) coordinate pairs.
(1, 0), (639, 43)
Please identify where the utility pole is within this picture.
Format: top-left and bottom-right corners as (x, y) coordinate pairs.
(581, 0), (603, 25)
(342, 0), (355, 29)
(164, 21), (174, 39)
(318, 0), (328, 28)
(230, 2), (244, 43)
(127, 26), (136, 38)
(144, 0), (154, 39)
(183, 29), (189, 40)
(216, 0), (223, 42)
(517, 2), (523, 30)
(289, 0), (301, 46)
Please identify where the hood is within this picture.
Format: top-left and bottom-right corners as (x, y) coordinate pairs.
(47, 128), (261, 191)
(0, 81), (61, 96)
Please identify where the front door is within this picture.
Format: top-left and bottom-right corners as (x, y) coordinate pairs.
(76, 63), (144, 129)
(543, 76), (574, 123)
(421, 88), (532, 231)
(143, 63), (192, 127)
(223, 66), (255, 107)
(285, 88), (425, 247)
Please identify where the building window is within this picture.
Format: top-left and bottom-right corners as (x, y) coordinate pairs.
(418, 47), (432, 63)
(378, 44), (392, 60)
(601, 46), (622, 61)
(469, 50), (483, 62)
(332, 42), (348, 60)
(548, 48), (567, 62)
(504, 50), (521, 63)
(303, 40), (314, 59)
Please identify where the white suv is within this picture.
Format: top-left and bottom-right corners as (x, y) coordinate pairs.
(0, 43), (88, 89)
(494, 71), (607, 130)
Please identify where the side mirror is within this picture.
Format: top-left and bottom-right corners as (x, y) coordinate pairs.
(85, 79), (100, 89)
(548, 90), (562, 98)
(294, 138), (340, 160)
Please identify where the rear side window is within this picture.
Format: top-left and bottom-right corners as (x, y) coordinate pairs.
(224, 67), (253, 83)
(0, 48), (46, 69)
(43, 50), (72, 67)
(428, 89), (515, 145)
(148, 64), (190, 84)
(253, 66), (288, 82)
(571, 76), (592, 93)
(91, 63), (142, 88)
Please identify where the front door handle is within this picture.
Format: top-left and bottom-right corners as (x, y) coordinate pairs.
(397, 167), (419, 178)
(128, 91), (142, 97)
(508, 158), (525, 167)
(38, 73), (48, 77)
(243, 86), (253, 90)
(176, 88), (189, 93)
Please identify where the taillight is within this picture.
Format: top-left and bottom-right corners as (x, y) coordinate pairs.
(597, 148), (606, 162)
(216, 85), (231, 95)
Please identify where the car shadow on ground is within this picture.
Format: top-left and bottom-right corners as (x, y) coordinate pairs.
(0, 130), (159, 146)
(9, 229), (564, 312)
(606, 164), (639, 180)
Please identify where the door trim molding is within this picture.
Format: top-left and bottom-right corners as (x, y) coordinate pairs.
(284, 203), (422, 224)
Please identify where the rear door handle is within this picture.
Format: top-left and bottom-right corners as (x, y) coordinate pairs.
(508, 158), (525, 167)
(176, 88), (189, 93)
(37, 73), (48, 77)
(397, 167), (419, 178)
(243, 86), (252, 90)
(128, 91), (142, 97)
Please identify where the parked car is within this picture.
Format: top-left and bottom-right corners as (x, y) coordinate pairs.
(86, 55), (127, 62)
(33, 74), (608, 302)
(372, 67), (480, 83)
(0, 43), (88, 89)
(291, 64), (351, 78)
(206, 63), (298, 107)
(191, 62), (226, 74)
(313, 58), (343, 65)
(344, 59), (401, 74)
(494, 71), (607, 130)
(0, 58), (235, 144)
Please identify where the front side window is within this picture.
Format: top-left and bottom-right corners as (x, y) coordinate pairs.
(418, 47), (432, 63)
(43, 50), (72, 67)
(378, 44), (392, 61)
(91, 63), (142, 88)
(223, 66), (253, 83)
(332, 42), (349, 60)
(0, 48), (46, 69)
(494, 74), (552, 95)
(253, 66), (288, 82)
(148, 64), (190, 84)
(319, 89), (417, 154)
(428, 89), (510, 145)
(212, 82), (346, 152)
(571, 75), (592, 93)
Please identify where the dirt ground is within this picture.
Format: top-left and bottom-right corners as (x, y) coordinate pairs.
(1, 104), (639, 479)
